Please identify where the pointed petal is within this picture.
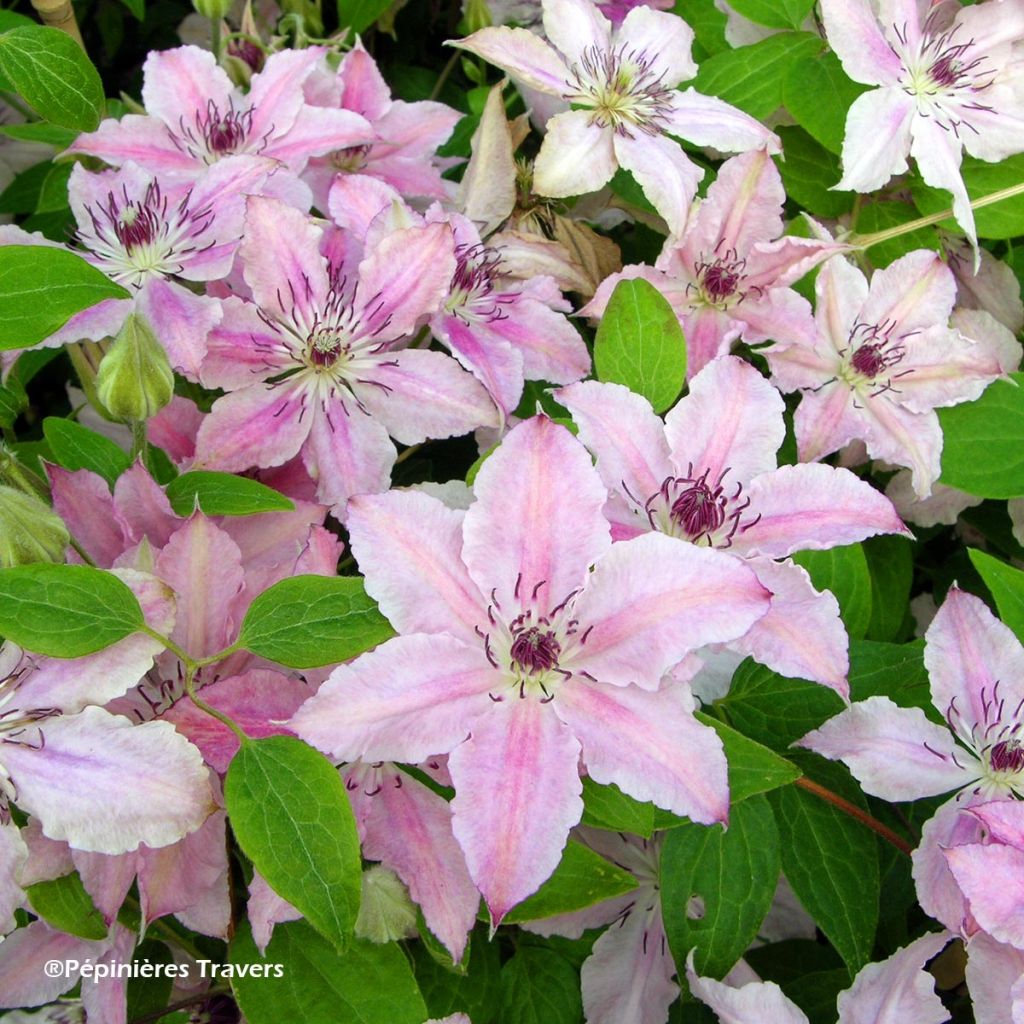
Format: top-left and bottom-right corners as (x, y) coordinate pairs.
(248, 870), (301, 953)
(797, 696), (979, 800)
(836, 931), (951, 1024)
(687, 949), (810, 1024)
(682, 305), (740, 376)
(613, 130), (702, 238)
(666, 89), (780, 154)
(136, 277), (221, 381)
(112, 462), (178, 550)
(199, 296), (292, 391)
(568, 532), (769, 689)
(358, 767), (479, 962)
(924, 588), (1024, 740)
(0, 922), (91, 1007)
(462, 416), (611, 617)
(533, 111), (617, 199)
(434, 312), (526, 416)
(556, 677), (729, 823)
(346, 490), (486, 643)
(820, 0), (903, 86)
(543, 0), (611, 62)
(617, 4), (696, 84)
(792, 383), (863, 464)
(47, 465), (124, 566)
(141, 46), (234, 132)
(458, 83), (518, 231)
(453, 27), (569, 94)
(947, 842), (1024, 949)
(65, 114), (199, 173)
(663, 355), (784, 488)
(734, 463), (909, 558)
(351, 348), (497, 446)
(860, 250), (956, 337)
(4, 707), (214, 853)
(72, 849), (139, 925)
(729, 558), (850, 695)
(246, 48), (324, 143)
(449, 699), (583, 925)
(836, 89), (914, 193)
(581, 904), (680, 1024)
(910, 115), (974, 244)
(556, 378), (673, 510)
(289, 634), (495, 763)
(732, 287), (818, 348)
(269, 106), (374, 166)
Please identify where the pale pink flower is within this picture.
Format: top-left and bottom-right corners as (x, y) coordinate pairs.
(290, 416), (771, 923)
(821, 0), (1024, 245)
(66, 46), (372, 192)
(800, 588), (1024, 936)
(762, 250), (1021, 498)
(191, 196), (498, 513)
(558, 357), (909, 694)
(453, 0), (779, 235)
(584, 150), (846, 376)
(688, 930), (952, 1024)
(941, 232), (1024, 334)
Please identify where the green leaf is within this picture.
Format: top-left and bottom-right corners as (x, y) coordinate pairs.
(412, 931), (502, 1023)
(792, 543), (873, 639)
(662, 794), (780, 979)
(768, 756), (880, 973)
(225, 736), (362, 951)
(717, 659), (846, 751)
(581, 777), (656, 837)
(0, 563), (144, 656)
(26, 871), (107, 940)
(0, 121), (78, 146)
(593, 278), (686, 413)
(230, 921), (428, 1024)
(118, 0), (145, 19)
(774, 127), (854, 220)
(0, 26), (104, 131)
(336, 0), (392, 33)
(0, 376), (26, 429)
(0, 162), (49, 215)
(939, 373), (1024, 498)
(847, 638), (933, 715)
(501, 838), (638, 924)
(165, 471), (295, 517)
(498, 946), (582, 1024)
(969, 548), (1024, 643)
(864, 535), (914, 641)
(36, 162), (72, 214)
(729, 0), (813, 29)
(692, 32), (823, 121)
(43, 417), (131, 487)
(783, 51), (866, 153)
(238, 575), (395, 668)
(0, 246), (130, 350)
(674, 0), (728, 58)
(125, 940), (174, 1020)
(698, 712), (802, 802)
(912, 155), (1024, 239)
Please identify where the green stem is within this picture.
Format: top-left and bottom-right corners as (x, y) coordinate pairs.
(210, 16), (222, 61)
(850, 179), (1024, 250)
(430, 49), (461, 101)
(130, 419), (149, 469)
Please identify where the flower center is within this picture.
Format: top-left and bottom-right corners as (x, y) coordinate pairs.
(669, 476), (727, 539)
(173, 99), (259, 163)
(331, 144), (373, 173)
(989, 739), (1024, 774)
(308, 328), (347, 368)
(567, 44), (673, 136)
(636, 469), (759, 546)
(116, 203), (159, 253)
(843, 321), (909, 391)
(691, 249), (751, 309)
(446, 243), (511, 322)
(509, 626), (562, 673)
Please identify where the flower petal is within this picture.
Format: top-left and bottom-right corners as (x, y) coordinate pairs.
(453, 27), (569, 95)
(910, 114), (974, 244)
(613, 130), (702, 238)
(0, 822), (27, 935)
(141, 46), (234, 134)
(543, 0), (611, 62)
(687, 949), (809, 1024)
(666, 89), (780, 154)
(533, 110), (617, 199)
(859, 249), (956, 338)
(947, 841), (1024, 949)
(617, 4), (696, 84)
(964, 932), (1024, 1024)
(449, 698), (583, 926)
(819, 0), (903, 86)
(835, 88), (914, 193)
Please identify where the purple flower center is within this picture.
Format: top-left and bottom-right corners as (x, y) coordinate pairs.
(693, 248), (751, 307)
(115, 203), (160, 253)
(447, 243), (512, 323)
(670, 477), (726, 538)
(308, 328), (346, 368)
(990, 739), (1024, 774)
(845, 320), (909, 388)
(510, 626), (562, 674)
(173, 99), (261, 162)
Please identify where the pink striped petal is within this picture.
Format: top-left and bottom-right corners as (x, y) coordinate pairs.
(136, 277), (221, 381)
(449, 699), (583, 925)
(246, 48), (324, 144)
(964, 932), (1024, 1023)
(947, 841), (1024, 949)
(346, 490), (486, 643)
(792, 382), (862, 464)
(0, 921), (93, 1007)
(860, 250), (957, 338)
(47, 465), (124, 566)
(0, 822), (27, 935)
(200, 297), (292, 391)
(267, 106), (373, 166)
(141, 46), (234, 133)
(289, 633), (495, 763)
(555, 677), (729, 823)
(666, 89), (780, 155)
(543, 0), (611, 61)
(454, 27), (570, 95)
(65, 114), (199, 174)
(73, 848), (139, 924)
(568, 533), (769, 689)
(820, 0), (903, 86)
(462, 416), (611, 618)
(836, 89), (914, 193)
(434, 312), (526, 416)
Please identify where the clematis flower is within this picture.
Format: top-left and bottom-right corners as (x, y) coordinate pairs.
(66, 46), (372, 192)
(800, 588), (1024, 935)
(302, 41), (462, 211)
(821, 0), (1024, 246)
(558, 357), (909, 693)
(688, 930), (952, 1024)
(452, 0), (779, 235)
(762, 250), (1021, 498)
(583, 150), (846, 376)
(290, 415), (771, 923)
(192, 196), (498, 513)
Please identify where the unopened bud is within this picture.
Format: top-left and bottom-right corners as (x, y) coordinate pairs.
(354, 866), (418, 945)
(0, 486), (69, 566)
(192, 0), (231, 21)
(463, 0), (492, 33)
(96, 314), (175, 423)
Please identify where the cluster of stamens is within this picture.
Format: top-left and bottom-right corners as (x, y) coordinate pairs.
(331, 143), (373, 173)
(842, 320), (912, 395)
(171, 99), (267, 162)
(566, 44), (674, 137)
(446, 243), (512, 323)
(689, 246), (757, 309)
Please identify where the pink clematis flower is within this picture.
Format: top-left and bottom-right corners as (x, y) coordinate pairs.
(192, 196), (498, 513)
(584, 150), (847, 376)
(302, 41), (462, 210)
(688, 930), (952, 1024)
(66, 46), (372, 193)
(762, 250), (1021, 498)
(821, 0), (1024, 246)
(290, 415), (771, 924)
(800, 588), (1024, 936)
(452, 0), (779, 235)
(558, 357), (909, 694)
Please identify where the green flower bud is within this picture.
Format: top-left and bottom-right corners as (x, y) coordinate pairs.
(463, 0), (492, 33)
(96, 314), (175, 423)
(354, 866), (418, 945)
(0, 486), (69, 566)
(193, 0), (232, 21)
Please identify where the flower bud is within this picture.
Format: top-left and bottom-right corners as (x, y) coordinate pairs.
(354, 866), (418, 945)
(463, 0), (492, 33)
(192, 0), (232, 21)
(0, 486), (69, 566)
(96, 314), (175, 423)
